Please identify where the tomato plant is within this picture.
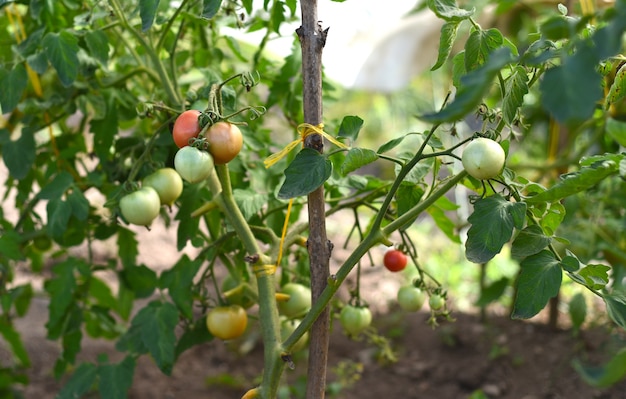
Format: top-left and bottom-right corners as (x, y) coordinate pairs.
(205, 122), (243, 164)
(278, 283), (312, 318)
(339, 305), (372, 337)
(143, 168), (183, 206)
(428, 294), (445, 311)
(172, 110), (202, 148)
(383, 249), (408, 272)
(205, 305), (248, 341)
(119, 187), (161, 226)
(397, 285), (426, 312)
(281, 318), (309, 352)
(461, 137), (506, 180)
(174, 146), (214, 184)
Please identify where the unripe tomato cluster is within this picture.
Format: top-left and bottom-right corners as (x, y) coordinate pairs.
(119, 167), (183, 227)
(171, 110), (243, 183)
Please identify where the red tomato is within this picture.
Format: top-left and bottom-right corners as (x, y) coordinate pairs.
(172, 110), (201, 148)
(383, 249), (408, 272)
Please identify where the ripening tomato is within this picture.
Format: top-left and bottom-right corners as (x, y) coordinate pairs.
(119, 187), (161, 226)
(340, 305), (372, 336)
(383, 249), (408, 272)
(142, 168), (183, 206)
(461, 137), (506, 180)
(429, 294), (445, 311)
(174, 146), (214, 183)
(206, 305), (248, 340)
(173, 110), (202, 148)
(278, 283), (311, 318)
(397, 285), (426, 312)
(206, 122), (243, 164)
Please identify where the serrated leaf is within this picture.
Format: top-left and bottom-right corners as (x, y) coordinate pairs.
(98, 356), (136, 399)
(432, 21), (460, 71)
(202, 0), (222, 19)
(604, 292), (626, 330)
(512, 250), (562, 319)
(340, 148), (378, 176)
(84, 30), (109, 65)
(278, 148), (332, 199)
(120, 265), (157, 299)
(427, 0), (474, 21)
(127, 301), (178, 375)
(117, 227), (138, 269)
(0, 63), (28, 112)
(175, 319), (213, 359)
(36, 172), (74, 200)
(0, 318), (30, 366)
(159, 256), (202, 319)
(396, 182), (424, 222)
(420, 47), (513, 123)
(0, 230), (23, 261)
(56, 362), (98, 399)
(578, 264), (611, 290)
(560, 255), (580, 272)
(139, 0), (160, 31)
(3, 128), (36, 179)
(502, 65), (529, 124)
(45, 260), (78, 339)
(464, 28), (504, 71)
(606, 118), (626, 147)
(377, 136), (406, 154)
(42, 30), (79, 87)
(475, 277), (509, 307)
(511, 225), (550, 259)
(525, 159), (619, 203)
(426, 196), (461, 243)
(47, 198), (73, 241)
(540, 46), (602, 125)
(68, 189), (90, 220)
(233, 188), (266, 220)
(465, 195), (527, 263)
(573, 348), (626, 388)
(337, 115), (364, 142)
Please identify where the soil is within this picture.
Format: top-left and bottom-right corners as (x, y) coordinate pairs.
(9, 296), (626, 399)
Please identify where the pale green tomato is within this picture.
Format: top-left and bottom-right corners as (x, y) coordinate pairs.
(340, 305), (372, 336)
(397, 285), (426, 312)
(119, 187), (161, 226)
(143, 168), (183, 206)
(174, 146), (214, 183)
(461, 138), (505, 180)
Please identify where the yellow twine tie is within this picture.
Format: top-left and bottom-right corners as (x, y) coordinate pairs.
(263, 123), (348, 168)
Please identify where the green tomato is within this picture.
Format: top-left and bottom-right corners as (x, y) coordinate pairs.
(119, 187), (161, 226)
(174, 146), (214, 184)
(278, 283), (312, 318)
(221, 274), (256, 309)
(280, 317), (309, 352)
(206, 305), (248, 340)
(397, 285), (426, 312)
(429, 294), (445, 311)
(461, 137), (505, 180)
(339, 305), (372, 337)
(143, 168), (183, 206)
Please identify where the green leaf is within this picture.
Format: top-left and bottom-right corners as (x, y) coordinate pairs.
(233, 188), (266, 220)
(577, 264), (611, 290)
(57, 362), (98, 399)
(117, 227), (139, 269)
(540, 15), (577, 41)
(502, 65), (529, 125)
(42, 30), (79, 87)
(603, 292), (626, 329)
(606, 118), (626, 147)
(0, 63), (28, 112)
(427, 0), (474, 21)
(0, 230), (23, 261)
(426, 196), (461, 243)
(0, 317), (31, 366)
(464, 28), (504, 71)
(88, 277), (119, 312)
(3, 128), (36, 179)
(377, 136), (406, 154)
(44, 260), (78, 339)
(525, 159), (619, 203)
(125, 301), (178, 375)
(36, 172), (74, 200)
(139, 0), (160, 31)
(159, 256), (202, 319)
(568, 292), (587, 330)
(278, 148), (332, 199)
(47, 198), (73, 241)
(202, 0), (222, 19)
(340, 148), (378, 176)
(511, 225), (551, 259)
(560, 255), (580, 272)
(68, 189), (90, 221)
(420, 47), (513, 123)
(120, 265), (157, 299)
(540, 46), (603, 125)
(512, 250), (562, 319)
(475, 277), (509, 307)
(84, 30), (109, 65)
(396, 182), (424, 221)
(465, 195), (527, 263)
(432, 21), (461, 71)
(337, 115), (364, 142)
(175, 318), (213, 359)
(573, 348), (626, 388)
(98, 356), (136, 399)
(90, 98), (118, 161)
